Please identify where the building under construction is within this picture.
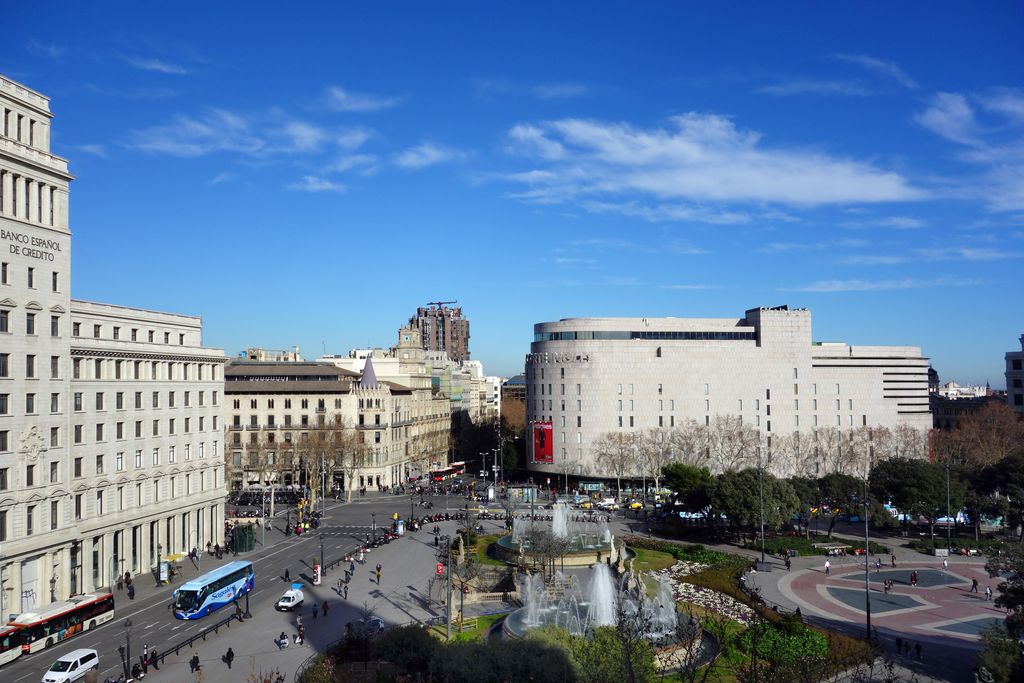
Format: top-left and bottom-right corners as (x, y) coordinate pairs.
(409, 302), (471, 361)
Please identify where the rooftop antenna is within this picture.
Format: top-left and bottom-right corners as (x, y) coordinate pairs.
(427, 300), (457, 308)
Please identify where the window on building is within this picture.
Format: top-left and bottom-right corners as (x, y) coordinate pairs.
(25, 392), (35, 414)
(26, 312), (35, 335)
(49, 461), (58, 483)
(116, 452), (124, 471)
(50, 315), (59, 337)
(0, 310), (7, 333)
(26, 464), (35, 487)
(73, 424), (82, 443)
(26, 354), (35, 378)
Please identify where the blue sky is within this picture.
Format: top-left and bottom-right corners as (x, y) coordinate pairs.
(4, 2), (1022, 384)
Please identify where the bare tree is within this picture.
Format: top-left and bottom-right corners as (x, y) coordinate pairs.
(948, 401), (1024, 467)
(876, 423), (927, 460)
(449, 556), (480, 620)
(636, 428), (676, 492)
(813, 426), (844, 474)
(593, 431), (638, 499)
(666, 419), (712, 468)
(708, 415), (760, 472)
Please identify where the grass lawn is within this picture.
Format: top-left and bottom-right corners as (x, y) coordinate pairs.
(629, 546), (677, 573)
(475, 534), (509, 566)
(427, 612), (509, 642)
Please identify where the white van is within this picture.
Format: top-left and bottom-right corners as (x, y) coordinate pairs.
(41, 648), (98, 683)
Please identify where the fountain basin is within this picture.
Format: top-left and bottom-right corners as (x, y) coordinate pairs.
(494, 533), (618, 567)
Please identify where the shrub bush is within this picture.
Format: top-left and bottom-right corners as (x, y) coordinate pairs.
(743, 536), (889, 557)
(622, 536), (730, 565)
(738, 621), (828, 663)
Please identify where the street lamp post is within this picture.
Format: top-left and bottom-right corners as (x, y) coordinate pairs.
(945, 462), (952, 550)
(119, 618), (133, 681)
(440, 534), (452, 641)
(371, 512), (377, 543)
(757, 457), (766, 565)
(864, 490), (871, 640)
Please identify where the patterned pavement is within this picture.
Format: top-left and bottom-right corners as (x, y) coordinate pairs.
(778, 557), (1007, 642)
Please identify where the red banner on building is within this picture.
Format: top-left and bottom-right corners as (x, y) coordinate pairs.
(532, 422), (553, 463)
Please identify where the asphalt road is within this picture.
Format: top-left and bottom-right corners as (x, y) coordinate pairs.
(2, 490), (456, 683)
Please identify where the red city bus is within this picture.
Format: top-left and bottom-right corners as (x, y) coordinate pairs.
(0, 626), (21, 667)
(6, 591), (115, 655)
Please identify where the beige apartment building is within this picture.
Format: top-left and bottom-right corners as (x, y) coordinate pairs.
(0, 75), (226, 616)
(225, 328), (451, 494)
(526, 306), (933, 478)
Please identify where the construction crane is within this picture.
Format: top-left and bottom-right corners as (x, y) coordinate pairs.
(426, 300), (457, 308)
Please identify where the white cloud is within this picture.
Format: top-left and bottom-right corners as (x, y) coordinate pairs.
(875, 216), (924, 229)
(394, 142), (463, 170)
(336, 127), (374, 150)
(124, 56), (189, 75)
(832, 54), (918, 89)
(73, 144), (108, 158)
(916, 92), (1024, 212)
(660, 284), (719, 290)
(916, 93), (979, 145)
(324, 86), (402, 112)
(841, 255), (908, 266)
(208, 172), (234, 186)
(500, 114), (923, 215)
(788, 276), (979, 292)
(327, 154), (379, 174)
(26, 39), (66, 59)
(757, 80), (867, 97)
(280, 121), (328, 152)
(474, 79), (591, 100)
(913, 246), (1023, 261)
(129, 109), (264, 157)
(286, 176), (346, 193)
(531, 83), (591, 99)
(581, 199), (749, 225)
(982, 88), (1024, 121)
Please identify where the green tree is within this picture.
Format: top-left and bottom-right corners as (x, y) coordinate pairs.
(996, 454), (1024, 541)
(974, 623), (1024, 683)
(871, 458), (966, 539)
(786, 476), (820, 538)
(708, 468), (799, 530)
(661, 462), (712, 516)
(986, 545), (1024, 638)
(818, 472), (863, 539)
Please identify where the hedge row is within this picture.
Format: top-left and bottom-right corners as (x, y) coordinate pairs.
(622, 535), (730, 565)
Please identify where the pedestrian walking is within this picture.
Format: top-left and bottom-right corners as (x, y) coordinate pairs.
(784, 556), (791, 571)
(150, 648), (159, 670)
(986, 585), (993, 601)
(375, 563), (382, 584)
(127, 582), (135, 600)
(875, 558), (881, 572)
(350, 559), (356, 574)
(225, 647), (235, 669)
(284, 568), (290, 582)
(910, 570), (918, 587)
(891, 554), (896, 568)
(189, 654), (201, 673)
(116, 574), (123, 591)
(824, 559), (831, 575)
(971, 578), (979, 593)
(942, 558), (949, 571)
(322, 601), (329, 617)
(343, 583), (349, 600)
(312, 603), (318, 620)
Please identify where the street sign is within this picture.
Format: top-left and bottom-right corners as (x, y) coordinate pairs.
(436, 563), (444, 576)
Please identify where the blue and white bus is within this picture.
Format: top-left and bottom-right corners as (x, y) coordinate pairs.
(173, 561), (254, 620)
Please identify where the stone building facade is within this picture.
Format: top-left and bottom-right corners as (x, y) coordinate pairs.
(408, 304), (470, 361)
(0, 75), (226, 616)
(224, 352), (451, 494)
(1007, 334), (1024, 413)
(525, 306), (932, 478)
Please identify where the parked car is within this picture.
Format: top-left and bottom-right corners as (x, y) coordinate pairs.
(276, 587), (305, 611)
(42, 649), (98, 683)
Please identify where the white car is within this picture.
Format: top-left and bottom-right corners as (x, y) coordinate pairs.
(42, 649), (98, 683)
(276, 587), (305, 611)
